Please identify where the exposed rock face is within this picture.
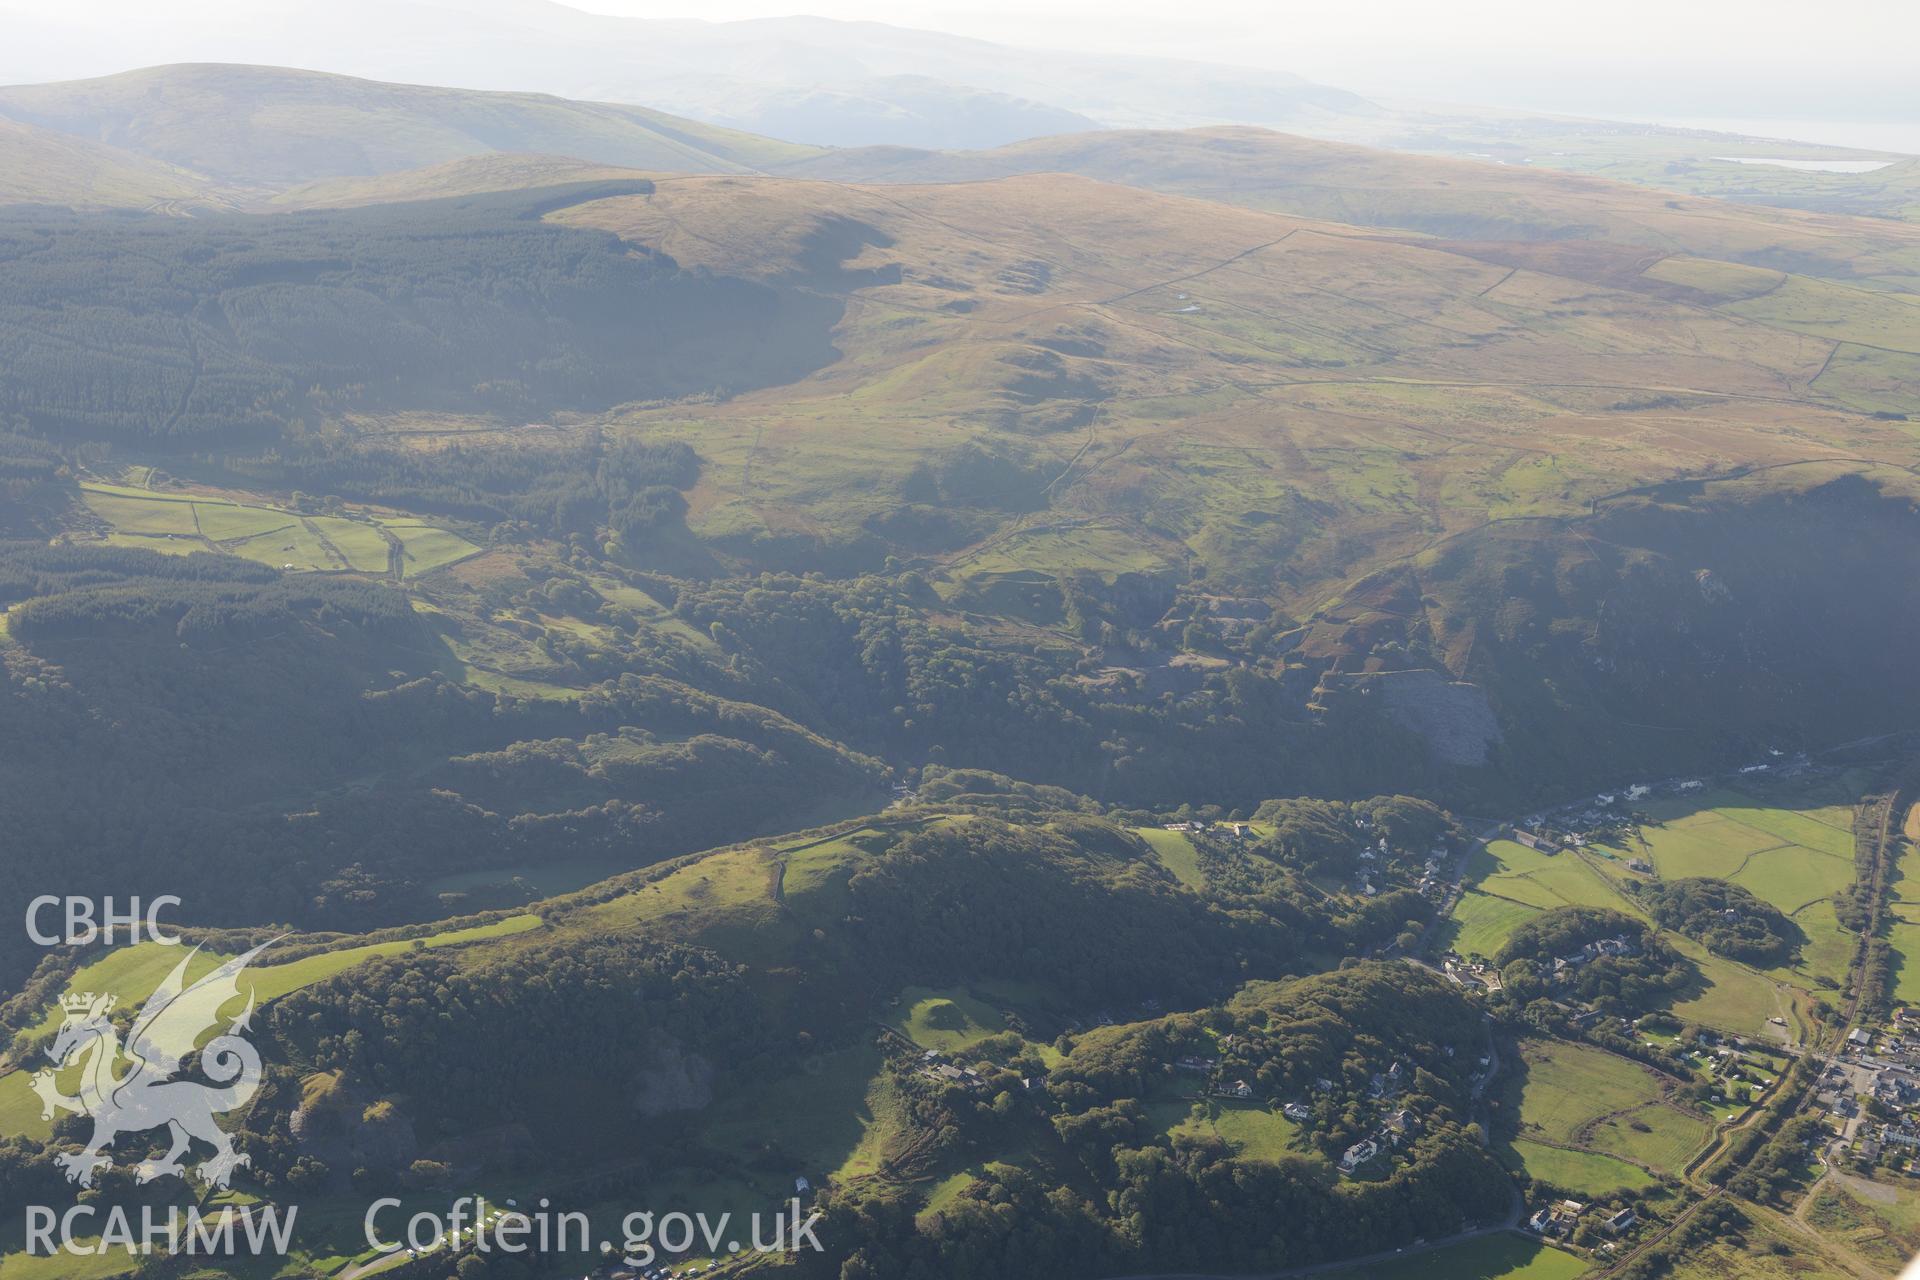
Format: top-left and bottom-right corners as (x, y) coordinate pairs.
(1367, 669), (1504, 766)
(631, 1038), (715, 1116)
(290, 1073), (418, 1188)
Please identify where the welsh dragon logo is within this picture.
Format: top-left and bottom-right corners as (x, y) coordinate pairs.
(31, 941), (273, 1189)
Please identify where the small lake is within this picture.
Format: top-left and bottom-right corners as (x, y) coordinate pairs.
(1713, 156), (1897, 174)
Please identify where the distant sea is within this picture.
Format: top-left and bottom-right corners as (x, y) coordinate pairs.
(1658, 116), (1920, 157)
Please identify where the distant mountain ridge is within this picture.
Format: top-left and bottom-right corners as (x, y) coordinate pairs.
(0, 62), (821, 192)
(0, 0), (1370, 149)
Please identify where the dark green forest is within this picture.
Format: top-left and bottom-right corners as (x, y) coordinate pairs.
(0, 183), (840, 441)
(1635, 877), (1802, 966)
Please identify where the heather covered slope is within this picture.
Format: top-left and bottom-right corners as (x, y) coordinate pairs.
(546, 171), (1920, 597)
(773, 125), (1920, 284)
(0, 113), (229, 209)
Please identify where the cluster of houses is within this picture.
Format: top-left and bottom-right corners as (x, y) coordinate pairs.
(918, 1049), (985, 1091)
(1350, 835), (1454, 900)
(1174, 1045), (1427, 1178)
(1441, 953), (1504, 992)
(1512, 753), (1812, 863)
(1414, 846), (1453, 901)
(1863, 1012), (1920, 1072)
(1811, 1035), (1920, 1172)
(1161, 819), (1253, 839)
(1164, 807), (1461, 902)
(1527, 1199), (1637, 1240)
(1337, 1064), (1421, 1175)
(1550, 933), (1639, 984)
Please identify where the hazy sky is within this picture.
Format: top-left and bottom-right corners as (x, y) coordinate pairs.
(1, 0), (1914, 147)
(574, 0), (1920, 126)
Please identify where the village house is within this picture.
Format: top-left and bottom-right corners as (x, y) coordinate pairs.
(1527, 1199), (1585, 1238)
(1175, 1055), (1217, 1072)
(1283, 1101), (1312, 1121)
(1881, 1124), (1920, 1149)
(1603, 1207), (1638, 1234)
(1339, 1138), (1379, 1173)
(1873, 1069), (1919, 1106)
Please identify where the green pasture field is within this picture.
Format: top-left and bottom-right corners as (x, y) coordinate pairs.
(1729, 845), (1854, 913)
(1157, 1098), (1306, 1162)
(77, 479), (477, 578)
(890, 987), (1009, 1054)
(1713, 803), (1855, 858)
(1446, 784), (1861, 1041)
(1513, 1039), (1664, 1143)
(0, 915), (541, 1140)
(1317, 1232), (1587, 1280)
(697, 1042), (896, 1188)
(191, 501), (293, 540)
(249, 915), (541, 999)
(225, 520), (343, 571)
(1504, 1138), (1656, 1195)
(583, 572), (723, 653)
(1447, 889), (1542, 959)
(781, 834), (866, 905)
(1640, 255), (1783, 301)
(1667, 939), (1791, 1041)
(1881, 819), (1920, 1005)
(1470, 839), (1633, 916)
(585, 847), (775, 926)
(1721, 274), (1920, 354)
(1135, 827), (1206, 888)
(383, 521), (481, 575)
(950, 522), (1174, 587)
(576, 846), (799, 964)
(0, 1073), (51, 1143)
(1586, 1102), (1711, 1174)
(1779, 898), (1856, 991)
(1812, 343), (1920, 415)
(0, 1241), (141, 1280)
(1886, 920), (1920, 1006)
(81, 488), (200, 535)
(1633, 818), (1778, 881)
(312, 515), (392, 571)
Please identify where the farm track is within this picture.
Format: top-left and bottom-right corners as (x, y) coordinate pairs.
(373, 523), (405, 579)
(301, 516), (352, 571)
